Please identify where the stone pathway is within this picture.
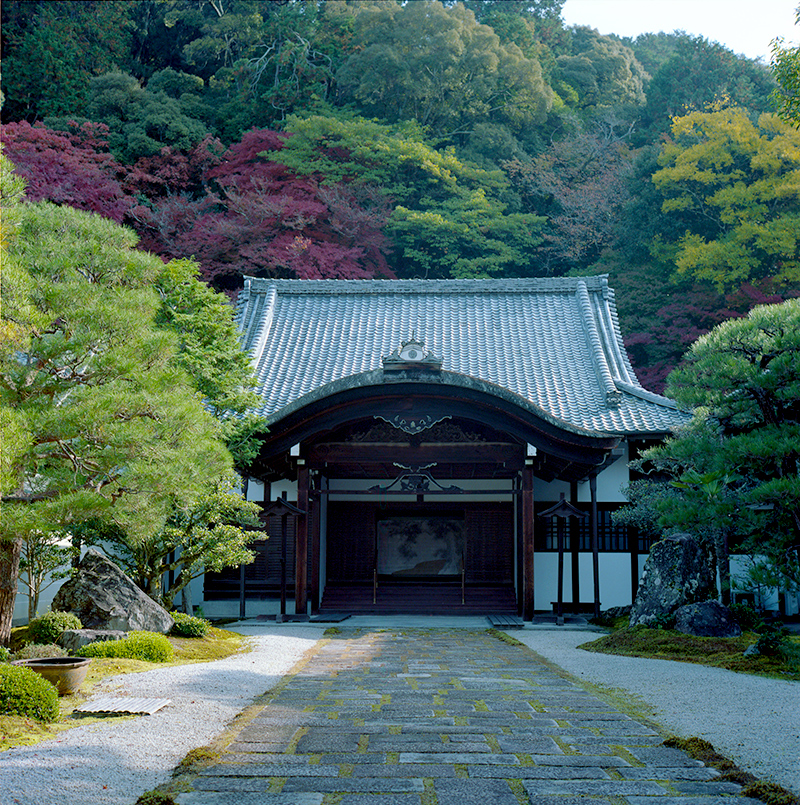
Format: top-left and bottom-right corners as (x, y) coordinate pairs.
(175, 629), (758, 805)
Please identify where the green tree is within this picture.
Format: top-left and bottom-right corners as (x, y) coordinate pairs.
(638, 34), (775, 140)
(263, 113), (545, 279)
(652, 107), (800, 292)
(105, 472), (263, 609)
(335, 0), (552, 139)
(18, 530), (75, 621)
(0, 160), (233, 643)
(638, 299), (800, 602)
(554, 27), (647, 110)
(71, 70), (211, 162)
(1, 0), (133, 122)
(771, 5), (800, 127)
(154, 258), (265, 469)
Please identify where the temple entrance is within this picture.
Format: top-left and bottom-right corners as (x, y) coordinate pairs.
(322, 500), (516, 614)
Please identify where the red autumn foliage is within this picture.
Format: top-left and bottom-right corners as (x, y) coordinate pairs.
(133, 129), (394, 290)
(2, 120), (132, 222)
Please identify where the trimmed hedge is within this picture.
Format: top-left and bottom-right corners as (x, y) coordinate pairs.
(170, 612), (211, 638)
(28, 611), (82, 644)
(77, 631), (174, 663)
(13, 643), (67, 661)
(0, 664), (60, 722)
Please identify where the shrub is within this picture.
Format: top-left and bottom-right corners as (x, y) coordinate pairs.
(170, 612), (211, 638)
(27, 611), (82, 644)
(78, 631), (174, 663)
(729, 603), (764, 632)
(650, 613), (676, 630)
(753, 626), (789, 658)
(0, 646), (11, 663)
(0, 664), (60, 722)
(13, 643), (67, 661)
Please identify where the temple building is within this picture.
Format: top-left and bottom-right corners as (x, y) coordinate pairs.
(203, 276), (689, 620)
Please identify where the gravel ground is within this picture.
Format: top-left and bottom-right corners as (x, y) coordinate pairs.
(0, 626), (326, 805)
(1, 621), (798, 804)
(514, 627), (800, 796)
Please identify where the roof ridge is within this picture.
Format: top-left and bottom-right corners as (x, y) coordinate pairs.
(576, 280), (622, 408)
(241, 275), (610, 294)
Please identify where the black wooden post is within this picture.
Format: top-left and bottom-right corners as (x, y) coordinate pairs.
(570, 481), (580, 612)
(556, 515), (565, 625)
(590, 475), (601, 619)
(538, 492), (588, 626)
(261, 495), (306, 622)
(239, 477), (250, 620)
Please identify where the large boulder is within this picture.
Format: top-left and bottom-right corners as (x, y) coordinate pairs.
(57, 629), (128, 655)
(630, 533), (717, 627)
(675, 600), (742, 638)
(53, 549), (174, 633)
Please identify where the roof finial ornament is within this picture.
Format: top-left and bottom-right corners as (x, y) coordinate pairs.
(382, 334), (443, 371)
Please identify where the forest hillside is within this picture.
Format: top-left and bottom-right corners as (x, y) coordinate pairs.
(2, 0), (799, 390)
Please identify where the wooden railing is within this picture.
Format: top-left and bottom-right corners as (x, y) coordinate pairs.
(461, 550), (466, 605)
(373, 548), (378, 604)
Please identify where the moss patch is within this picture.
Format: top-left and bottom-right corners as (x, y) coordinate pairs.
(581, 627), (800, 681)
(664, 736), (800, 805)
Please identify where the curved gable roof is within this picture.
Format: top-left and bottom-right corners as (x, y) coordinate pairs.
(236, 276), (687, 438)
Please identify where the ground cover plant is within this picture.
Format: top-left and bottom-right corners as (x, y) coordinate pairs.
(581, 624), (800, 681)
(0, 625), (248, 751)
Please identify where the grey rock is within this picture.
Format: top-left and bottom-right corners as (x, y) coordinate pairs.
(57, 629), (128, 654)
(743, 643), (761, 657)
(675, 600), (742, 638)
(630, 533), (716, 627)
(602, 605), (632, 619)
(52, 549), (174, 633)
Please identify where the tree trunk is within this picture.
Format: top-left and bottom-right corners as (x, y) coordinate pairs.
(181, 576), (193, 615)
(0, 538), (23, 646)
(716, 528), (731, 606)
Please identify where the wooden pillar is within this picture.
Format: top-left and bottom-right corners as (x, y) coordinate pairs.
(570, 480), (580, 611)
(590, 474), (601, 619)
(295, 464), (309, 616)
(280, 495), (288, 616)
(310, 473), (321, 615)
(522, 465), (535, 621)
(239, 476), (250, 620)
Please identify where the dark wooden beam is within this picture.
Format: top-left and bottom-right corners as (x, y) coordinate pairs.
(308, 442), (524, 468)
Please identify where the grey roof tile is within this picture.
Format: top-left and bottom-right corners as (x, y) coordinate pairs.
(236, 277), (689, 436)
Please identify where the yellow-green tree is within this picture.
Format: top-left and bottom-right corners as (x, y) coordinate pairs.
(652, 107), (800, 292)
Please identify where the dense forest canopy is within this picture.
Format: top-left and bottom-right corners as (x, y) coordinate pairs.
(2, 0), (799, 390)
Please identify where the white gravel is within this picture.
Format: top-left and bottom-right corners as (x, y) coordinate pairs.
(513, 627), (800, 796)
(1, 622), (798, 804)
(0, 626), (326, 805)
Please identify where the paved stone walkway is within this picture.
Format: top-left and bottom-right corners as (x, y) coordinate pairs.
(176, 629), (758, 805)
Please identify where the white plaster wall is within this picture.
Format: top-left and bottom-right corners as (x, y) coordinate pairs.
(533, 442), (630, 504)
(533, 551), (634, 611)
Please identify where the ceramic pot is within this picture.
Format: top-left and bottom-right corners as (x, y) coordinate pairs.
(13, 657), (92, 695)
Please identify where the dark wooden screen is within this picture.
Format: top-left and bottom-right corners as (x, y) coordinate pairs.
(204, 512), (298, 599)
(326, 502), (513, 585)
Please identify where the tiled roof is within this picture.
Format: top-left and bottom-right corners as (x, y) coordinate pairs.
(236, 276), (688, 437)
